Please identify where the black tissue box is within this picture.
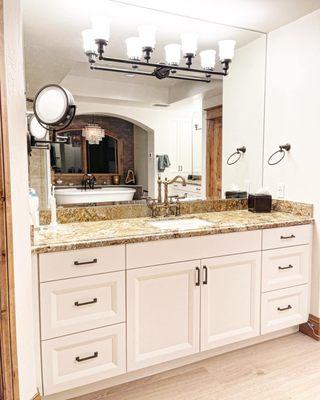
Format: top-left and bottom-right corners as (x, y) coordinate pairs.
(248, 194), (272, 213)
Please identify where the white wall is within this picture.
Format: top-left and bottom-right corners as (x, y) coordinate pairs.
(134, 126), (148, 192)
(3, 0), (37, 398)
(222, 36), (266, 196)
(263, 9), (320, 317)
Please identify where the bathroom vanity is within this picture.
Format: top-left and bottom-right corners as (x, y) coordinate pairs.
(32, 206), (313, 398)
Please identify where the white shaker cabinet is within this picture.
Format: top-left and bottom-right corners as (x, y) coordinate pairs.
(127, 261), (201, 371)
(201, 252), (261, 350)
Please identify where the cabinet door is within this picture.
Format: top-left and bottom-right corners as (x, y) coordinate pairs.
(127, 261), (200, 371)
(201, 252), (261, 351)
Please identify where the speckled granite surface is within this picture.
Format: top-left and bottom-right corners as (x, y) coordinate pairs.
(39, 199), (313, 225)
(39, 198), (248, 225)
(33, 210), (313, 254)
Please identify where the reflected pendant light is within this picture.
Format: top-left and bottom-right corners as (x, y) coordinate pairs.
(82, 117), (105, 145)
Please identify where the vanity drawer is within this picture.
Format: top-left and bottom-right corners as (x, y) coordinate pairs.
(261, 285), (309, 334)
(40, 271), (125, 340)
(126, 230), (261, 269)
(262, 224), (312, 250)
(42, 324), (126, 395)
(262, 245), (310, 292)
(39, 245), (125, 282)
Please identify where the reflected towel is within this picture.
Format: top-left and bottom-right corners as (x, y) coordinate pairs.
(158, 154), (171, 172)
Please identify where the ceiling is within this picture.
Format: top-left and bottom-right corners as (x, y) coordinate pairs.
(22, 0), (261, 100)
(110, 0), (320, 32)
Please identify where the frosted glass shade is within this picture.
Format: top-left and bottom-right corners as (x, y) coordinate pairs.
(126, 37), (142, 60)
(165, 44), (181, 66)
(200, 49), (216, 70)
(138, 25), (157, 49)
(82, 29), (96, 53)
(181, 33), (198, 55)
(91, 16), (111, 41)
(219, 40), (236, 60)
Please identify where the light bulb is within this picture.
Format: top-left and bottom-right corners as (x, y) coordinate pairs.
(82, 29), (96, 53)
(138, 25), (157, 49)
(200, 49), (216, 70)
(125, 37), (142, 60)
(218, 40), (236, 61)
(181, 33), (198, 56)
(91, 16), (111, 42)
(165, 44), (181, 66)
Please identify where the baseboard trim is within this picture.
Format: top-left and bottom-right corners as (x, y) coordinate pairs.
(300, 314), (320, 341)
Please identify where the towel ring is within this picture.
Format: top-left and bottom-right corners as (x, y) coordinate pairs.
(268, 143), (291, 166)
(227, 146), (246, 165)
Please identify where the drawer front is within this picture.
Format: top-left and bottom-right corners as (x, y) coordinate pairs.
(127, 230), (261, 269)
(262, 245), (310, 292)
(42, 324), (126, 395)
(40, 245), (125, 282)
(262, 224), (312, 250)
(40, 272), (125, 340)
(261, 285), (309, 334)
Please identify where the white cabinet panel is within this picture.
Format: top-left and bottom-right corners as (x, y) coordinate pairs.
(127, 231), (261, 269)
(40, 245), (125, 282)
(261, 285), (309, 334)
(127, 261), (200, 371)
(40, 272), (125, 339)
(42, 324), (126, 395)
(262, 224), (312, 250)
(262, 245), (310, 292)
(201, 252), (261, 350)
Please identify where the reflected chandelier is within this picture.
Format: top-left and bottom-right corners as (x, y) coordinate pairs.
(83, 120), (105, 144)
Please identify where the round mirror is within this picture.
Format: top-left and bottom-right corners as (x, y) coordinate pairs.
(33, 84), (76, 127)
(28, 114), (47, 139)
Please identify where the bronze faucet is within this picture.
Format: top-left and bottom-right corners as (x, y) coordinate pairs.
(81, 174), (96, 190)
(146, 175), (186, 217)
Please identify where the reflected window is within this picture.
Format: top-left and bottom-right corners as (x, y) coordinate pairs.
(87, 135), (118, 173)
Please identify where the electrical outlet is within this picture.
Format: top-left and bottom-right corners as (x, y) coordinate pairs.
(277, 183), (285, 198)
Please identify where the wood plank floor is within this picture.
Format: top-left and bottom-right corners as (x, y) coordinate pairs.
(73, 333), (320, 400)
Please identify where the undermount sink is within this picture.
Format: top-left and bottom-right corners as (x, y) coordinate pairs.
(149, 218), (214, 231)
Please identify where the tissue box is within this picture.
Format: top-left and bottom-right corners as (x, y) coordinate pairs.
(248, 194), (272, 213)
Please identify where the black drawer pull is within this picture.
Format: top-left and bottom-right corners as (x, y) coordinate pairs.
(278, 264), (294, 270)
(277, 305), (292, 312)
(74, 258), (97, 266)
(280, 234), (295, 240)
(203, 266), (208, 285)
(75, 351), (98, 363)
(74, 298), (97, 307)
(195, 267), (200, 286)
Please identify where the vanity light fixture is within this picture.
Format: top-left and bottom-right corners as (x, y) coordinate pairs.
(81, 17), (236, 83)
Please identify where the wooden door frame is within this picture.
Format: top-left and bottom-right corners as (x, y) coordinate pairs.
(206, 105), (223, 199)
(0, 0), (20, 399)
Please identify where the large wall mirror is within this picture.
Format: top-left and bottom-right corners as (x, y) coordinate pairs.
(24, 0), (266, 209)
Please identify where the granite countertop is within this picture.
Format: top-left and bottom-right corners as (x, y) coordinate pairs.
(32, 210), (313, 254)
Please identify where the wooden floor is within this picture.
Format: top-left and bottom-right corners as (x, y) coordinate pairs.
(73, 333), (320, 400)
